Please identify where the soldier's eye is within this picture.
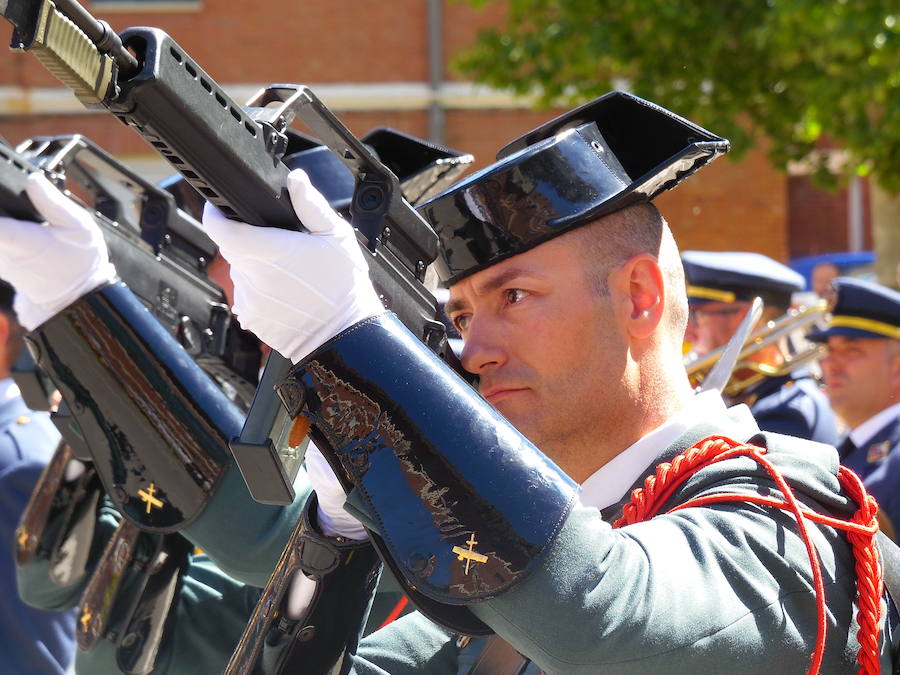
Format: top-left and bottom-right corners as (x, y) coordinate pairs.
(505, 289), (528, 304)
(452, 314), (471, 333)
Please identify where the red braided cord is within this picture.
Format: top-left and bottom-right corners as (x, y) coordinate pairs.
(612, 436), (884, 675)
(837, 467), (884, 674)
(378, 595), (409, 630)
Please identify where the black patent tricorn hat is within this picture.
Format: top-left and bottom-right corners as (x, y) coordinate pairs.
(419, 91), (730, 285)
(284, 127), (474, 214)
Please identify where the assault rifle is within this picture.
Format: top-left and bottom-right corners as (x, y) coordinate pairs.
(1, 0), (469, 505)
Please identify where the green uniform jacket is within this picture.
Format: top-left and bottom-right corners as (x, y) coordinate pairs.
(347, 404), (896, 674)
(50, 404), (897, 673)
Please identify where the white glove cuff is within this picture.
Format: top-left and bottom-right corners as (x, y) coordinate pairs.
(14, 262), (117, 331)
(288, 291), (384, 364)
(305, 444), (368, 541)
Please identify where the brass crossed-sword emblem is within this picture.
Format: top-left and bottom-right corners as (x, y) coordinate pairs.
(80, 607), (92, 632)
(452, 534), (489, 575)
(137, 483), (164, 514)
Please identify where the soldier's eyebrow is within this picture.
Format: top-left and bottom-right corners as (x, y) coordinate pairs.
(445, 267), (542, 317)
(444, 295), (468, 317)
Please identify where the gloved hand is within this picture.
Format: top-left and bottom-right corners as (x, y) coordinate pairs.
(305, 444), (367, 541)
(0, 173), (116, 330)
(202, 169), (384, 363)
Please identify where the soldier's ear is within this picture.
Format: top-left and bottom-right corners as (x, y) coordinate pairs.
(620, 253), (664, 340)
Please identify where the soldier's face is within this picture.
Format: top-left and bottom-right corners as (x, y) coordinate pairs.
(820, 336), (900, 427)
(446, 235), (626, 469)
(690, 302), (750, 356)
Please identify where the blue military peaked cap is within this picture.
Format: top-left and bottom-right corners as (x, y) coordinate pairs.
(808, 277), (900, 342)
(419, 90), (730, 285)
(681, 250), (804, 309)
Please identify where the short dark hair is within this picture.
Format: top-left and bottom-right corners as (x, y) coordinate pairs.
(570, 203), (665, 295)
(566, 202), (688, 338)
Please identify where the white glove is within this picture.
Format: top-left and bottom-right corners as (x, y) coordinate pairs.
(305, 443), (367, 541)
(202, 169), (384, 363)
(0, 173), (116, 330)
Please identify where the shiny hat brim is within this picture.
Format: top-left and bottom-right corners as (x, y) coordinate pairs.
(362, 128), (474, 204)
(808, 316), (900, 342)
(420, 91), (729, 286)
(807, 277), (900, 342)
(283, 128), (475, 215)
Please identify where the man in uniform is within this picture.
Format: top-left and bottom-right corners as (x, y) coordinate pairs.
(810, 277), (900, 538)
(0, 280), (76, 674)
(812, 260), (841, 300)
(0, 92), (895, 672)
(682, 250), (839, 445)
(198, 93), (894, 672)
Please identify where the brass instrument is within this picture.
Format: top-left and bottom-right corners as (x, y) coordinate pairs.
(686, 301), (828, 398)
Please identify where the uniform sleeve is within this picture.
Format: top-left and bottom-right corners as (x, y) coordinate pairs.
(73, 555), (262, 675)
(16, 496), (120, 612)
(0, 445), (77, 675)
(182, 465), (312, 588)
(752, 381), (839, 446)
(753, 403), (816, 439)
(467, 500), (877, 673)
(347, 611), (460, 675)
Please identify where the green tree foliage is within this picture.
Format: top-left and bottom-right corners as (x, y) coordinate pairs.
(455, 0), (900, 192)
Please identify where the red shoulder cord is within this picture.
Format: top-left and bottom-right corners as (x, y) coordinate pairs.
(612, 435), (884, 675)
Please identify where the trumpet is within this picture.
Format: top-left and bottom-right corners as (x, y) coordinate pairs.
(686, 301), (828, 398)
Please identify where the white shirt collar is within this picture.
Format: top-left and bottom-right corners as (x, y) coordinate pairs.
(579, 389), (729, 510)
(0, 377), (19, 403)
(850, 401), (900, 448)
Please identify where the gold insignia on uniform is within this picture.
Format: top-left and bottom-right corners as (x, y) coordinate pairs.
(16, 528), (28, 549)
(452, 534), (488, 575)
(866, 441), (891, 464)
(80, 607), (92, 632)
(137, 483), (164, 513)
(15, 415), (29, 425)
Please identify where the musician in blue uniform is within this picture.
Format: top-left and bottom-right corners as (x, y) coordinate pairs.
(809, 277), (900, 538)
(682, 250), (839, 445)
(0, 281), (75, 674)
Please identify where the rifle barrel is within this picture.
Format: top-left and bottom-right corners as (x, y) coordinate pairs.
(53, 0), (138, 73)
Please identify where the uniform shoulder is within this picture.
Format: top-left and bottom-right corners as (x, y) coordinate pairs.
(0, 408), (59, 466)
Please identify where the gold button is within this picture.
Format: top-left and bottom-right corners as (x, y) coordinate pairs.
(16, 415), (30, 425)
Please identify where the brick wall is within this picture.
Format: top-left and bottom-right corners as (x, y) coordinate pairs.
(0, 0), (860, 262)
